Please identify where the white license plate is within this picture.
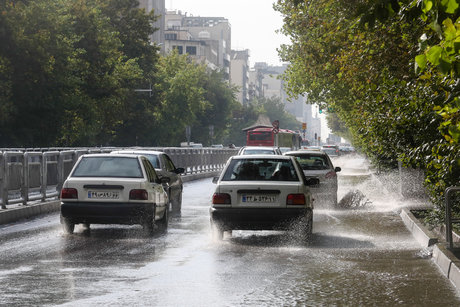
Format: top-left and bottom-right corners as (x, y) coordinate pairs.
(242, 195), (277, 203)
(88, 191), (120, 199)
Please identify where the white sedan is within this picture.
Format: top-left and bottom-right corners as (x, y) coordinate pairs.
(60, 154), (169, 235)
(210, 155), (318, 240)
(285, 150), (341, 207)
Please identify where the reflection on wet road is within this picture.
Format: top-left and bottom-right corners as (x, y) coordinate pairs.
(0, 155), (459, 306)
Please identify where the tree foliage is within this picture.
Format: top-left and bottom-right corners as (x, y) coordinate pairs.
(274, 0), (459, 214)
(0, 0), (240, 148)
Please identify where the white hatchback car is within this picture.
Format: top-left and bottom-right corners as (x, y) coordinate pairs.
(284, 150), (341, 207)
(60, 154), (169, 235)
(210, 155), (318, 240)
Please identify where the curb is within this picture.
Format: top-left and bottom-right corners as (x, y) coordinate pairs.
(400, 208), (438, 247)
(0, 200), (61, 225)
(0, 172), (218, 226)
(400, 207), (460, 293)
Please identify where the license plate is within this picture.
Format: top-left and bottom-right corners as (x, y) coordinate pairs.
(88, 191), (120, 199)
(242, 195), (277, 203)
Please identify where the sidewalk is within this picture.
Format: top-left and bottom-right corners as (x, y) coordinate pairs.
(400, 208), (460, 293)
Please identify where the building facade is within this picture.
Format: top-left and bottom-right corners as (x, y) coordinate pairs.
(138, 0), (166, 53)
(163, 11), (231, 79)
(230, 49), (250, 105)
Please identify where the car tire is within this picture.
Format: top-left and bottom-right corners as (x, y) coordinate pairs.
(294, 209), (312, 243)
(332, 194), (338, 208)
(142, 207), (156, 236)
(211, 220), (224, 240)
(157, 205), (169, 233)
(62, 218), (75, 234)
(172, 192), (182, 212)
(304, 209), (313, 243)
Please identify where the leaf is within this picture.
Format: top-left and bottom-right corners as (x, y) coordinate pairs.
(445, 0), (459, 13)
(426, 46), (443, 65)
(423, 0), (434, 13)
(415, 54), (427, 71)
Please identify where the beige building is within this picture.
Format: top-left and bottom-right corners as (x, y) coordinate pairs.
(230, 50), (250, 105)
(163, 11), (232, 79)
(138, 0), (166, 53)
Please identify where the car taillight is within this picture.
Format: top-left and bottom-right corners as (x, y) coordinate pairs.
(61, 188), (78, 199)
(325, 171), (336, 179)
(212, 193), (231, 204)
(287, 194), (306, 205)
(129, 189), (148, 200)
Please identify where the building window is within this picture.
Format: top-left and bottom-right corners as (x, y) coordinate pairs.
(165, 33), (177, 40)
(186, 46), (197, 55)
(173, 45), (183, 54)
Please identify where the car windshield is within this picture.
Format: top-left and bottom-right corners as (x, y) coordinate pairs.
(222, 158), (299, 181)
(243, 149), (275, 155)
(291, 154), (331, 170)
(72, 156), (143, 178)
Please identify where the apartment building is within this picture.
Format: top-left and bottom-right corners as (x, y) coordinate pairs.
(163, 11), (232, 79)
(138, 0), (166, 53)
(230, 49), (250, 105)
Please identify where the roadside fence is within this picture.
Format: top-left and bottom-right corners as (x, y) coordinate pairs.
(0, 147), (237, 209)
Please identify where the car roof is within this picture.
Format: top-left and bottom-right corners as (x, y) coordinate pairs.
(241, 146), (278, 150)
(111, 149), (163, 155)
(284, 150), (327, 156)
(232, 154), (292, 160)
(80, 153), (145, 159)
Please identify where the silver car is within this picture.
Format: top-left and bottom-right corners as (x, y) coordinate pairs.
(285, 150), (341, 207)
(112, 150), (184, 212)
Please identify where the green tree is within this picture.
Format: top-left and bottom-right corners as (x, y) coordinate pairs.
(274, 0), (459, 215)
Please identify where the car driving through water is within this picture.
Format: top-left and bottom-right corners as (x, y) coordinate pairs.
(111, 149), (185, 212)
(210, 155), (318, 241)
(284, 150), (341, 207)
(60, 154), (169, 235)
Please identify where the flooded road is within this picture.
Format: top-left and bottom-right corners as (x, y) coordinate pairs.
(0, 155), (459, 306)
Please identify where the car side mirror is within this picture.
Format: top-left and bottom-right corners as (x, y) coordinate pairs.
(159, 176), (171, 185)
(212, 177), (219, 184)
(174, 167), (185, 174)
(305, 177), (320, 186)
(335, 167), (341, 172)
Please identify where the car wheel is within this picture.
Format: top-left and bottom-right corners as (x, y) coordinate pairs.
(142, 209), (156, 236)
(332, 194), (338, 208)
(304, 209), (313, 243)
(157, 205), (169, 233)
(62, 218), (75, 234)
(172, 192), (182, 212)
(211, 220), (224, 240)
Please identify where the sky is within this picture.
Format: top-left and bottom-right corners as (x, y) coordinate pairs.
(167, 0), (290, 67)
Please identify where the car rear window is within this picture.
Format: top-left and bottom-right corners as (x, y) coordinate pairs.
(243, 149), (275, 155)
(222, 158), (299, 181)
(291, 154), (331, 170)
(72, 156), (143, 178)
(321, 148), (338, 156)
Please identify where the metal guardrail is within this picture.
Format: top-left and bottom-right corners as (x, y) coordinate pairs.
(0, 147), (237, 209)
(445, 186), (460, 249)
